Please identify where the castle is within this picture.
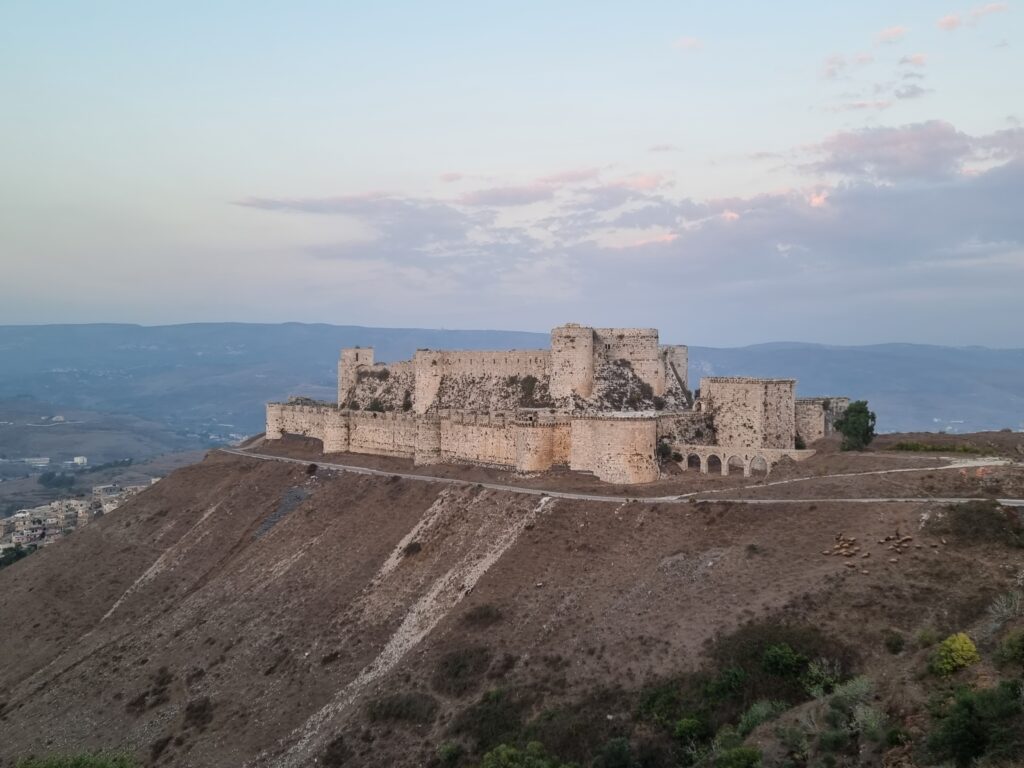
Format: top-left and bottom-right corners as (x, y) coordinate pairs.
(265, 324), (849, 484)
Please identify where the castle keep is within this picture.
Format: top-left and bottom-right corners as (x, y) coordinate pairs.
(265, 324), (847, 484)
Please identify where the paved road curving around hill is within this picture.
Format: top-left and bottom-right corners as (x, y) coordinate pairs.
(219, 448), (1024, 507)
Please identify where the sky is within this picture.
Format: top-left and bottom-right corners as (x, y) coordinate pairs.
(1, 1), (1022, 346)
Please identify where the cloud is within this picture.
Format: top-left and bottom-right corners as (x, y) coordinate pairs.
(938, 3), (1009, 30)
(457, 184), (555, 206)
(536, 168), (601, 185)
(877, 26), (908, 44)
(648, 144), (679, 153)
(803, 121), (1024, 182)
(822, 54), (847, 79)
(673, 36), (703, 52)
(609, 173), (666, 191)
(824, 99), (892, 113)
(894, 83), (932, 99)
(439, 172), (464, 183)
(899, 53), (927, 67)
(972, 2), (1010, 21)
(234, 123), (1024, 345)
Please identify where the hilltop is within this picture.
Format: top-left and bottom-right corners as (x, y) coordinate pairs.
(1, 435), (1023, 767)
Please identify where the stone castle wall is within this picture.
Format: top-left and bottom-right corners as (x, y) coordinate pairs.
(348, 411), (418, 458)
(795, 397), (851, 443)
(700, 377), (796, 449)
(439, 411), (517, 468)
(266, 324), (832, 485)
(569, 416), (659, 484)
(594, 328), (664, 395)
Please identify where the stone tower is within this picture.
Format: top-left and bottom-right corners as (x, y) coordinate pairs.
(549, 324), (595, 399)
(338, 347), (374, 405)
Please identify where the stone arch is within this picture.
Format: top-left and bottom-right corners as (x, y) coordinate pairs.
(706, 454), (723, 475)
(727, 455), (745, 476)
(687, 453), (702, 471)
(750, 455), (769, 476)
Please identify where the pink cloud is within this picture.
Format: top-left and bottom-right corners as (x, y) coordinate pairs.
(439, 172), (464, 183)
(673, 36), (703, 52)
(720, 210), (740, 222)
(458, 185), (554, 206)
(610, 173), (666, 191)
(972, 2), (1009, 21)
(899, 53), (927, 66)
(877, 25), (908, 44)
(807, 190), (830, 208)
(536, 168), (601, 185)
(938, 3), (1008, 30)
(606, 232), (679, 249)
(855, 52), (875, 64)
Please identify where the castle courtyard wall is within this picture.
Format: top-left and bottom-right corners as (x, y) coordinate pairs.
(569, 416), (659, 484)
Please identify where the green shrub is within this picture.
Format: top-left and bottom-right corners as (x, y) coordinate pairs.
(761, 644), (807, 677)
(818, 728), (850, 752)
(367, 398), (385, 412)
(714, 746), (761, 768)
(366, 691), (439, 723)
(916, 627), (939, 648)
(433, 646), (492, 696)
(479, 742), (571, 768)
(927, 681), (1024, 767)
(801, 657), (843, 698)
(737, 700), (787, 736)
(656, 442), (672, 460)
(437, 740), (465, 767)
(829, 676), (873, 714)
(794, 434), (806, 450)
(674, 716), (709, 744)
(17, 756), (139, 768)
(592, 737), (639, 768)
(930, 633), (981, 677)
(450, 688), (530, 753)
(851, 704), (887, 741)
(401, 390), (413, 412)
(882, 630), (905, 655)
(996, 630), (1024, 670)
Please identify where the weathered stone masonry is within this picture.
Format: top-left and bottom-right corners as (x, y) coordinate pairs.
(267, 324), (848, 484)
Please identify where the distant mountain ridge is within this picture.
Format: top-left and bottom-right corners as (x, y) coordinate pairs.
(0, 323), (1021, 434)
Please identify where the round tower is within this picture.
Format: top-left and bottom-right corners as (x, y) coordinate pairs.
(549, 324), (594, 399)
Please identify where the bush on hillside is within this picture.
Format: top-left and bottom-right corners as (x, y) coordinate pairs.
(930, 633), (981, 677)
(927, 681), (1024, 767)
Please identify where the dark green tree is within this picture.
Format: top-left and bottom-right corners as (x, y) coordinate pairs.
(834, 401), (876, 451)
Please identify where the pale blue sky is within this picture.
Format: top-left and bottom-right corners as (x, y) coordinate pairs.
(1, 2), (1022, 345)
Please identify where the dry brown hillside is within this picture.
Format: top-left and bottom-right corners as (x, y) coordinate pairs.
(1, 441), (1023, 768)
